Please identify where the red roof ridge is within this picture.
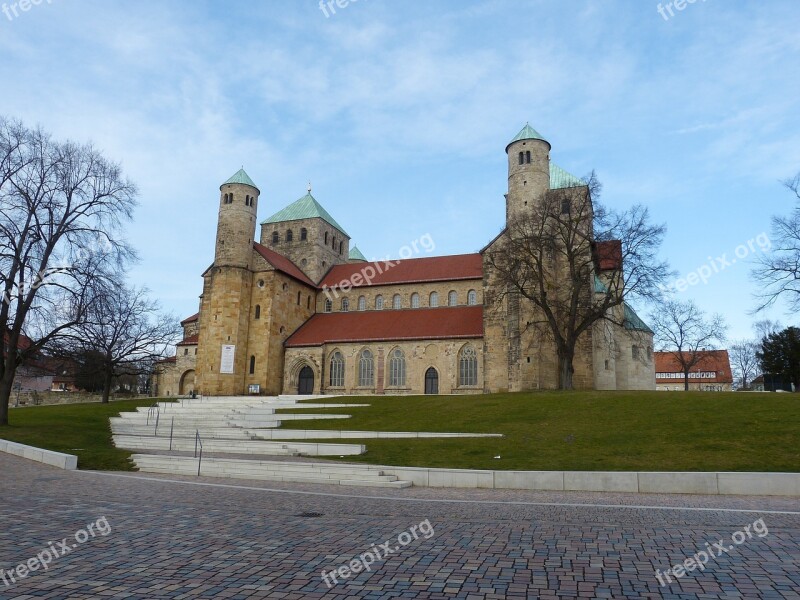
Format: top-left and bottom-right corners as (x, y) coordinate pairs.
(253, 242), (317, 288)
(177, 334), (199, 346)
(320, 253), (483, 289)
(181, 313), (199, 325)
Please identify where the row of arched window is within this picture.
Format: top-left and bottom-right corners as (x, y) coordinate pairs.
(325, 290), (478, 313)
(327, 345), (478, 388)
(222, 193), (256, 206)
(270, 228), (345, 255)
(518, 150), (532, 165)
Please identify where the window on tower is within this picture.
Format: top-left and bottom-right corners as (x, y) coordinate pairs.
(324, 232), (329, 245)
(272, 231), (279, 244)
(286, 229), (293, 242)
(526, 151), (531, 164)
(254, 305), (261, 319)
(561, 199), (571, 215)
(518, 152), (524, 165)
(249, 355), (256, 375)
(300, 228), (307, 241)
(339, 241), (343, 255)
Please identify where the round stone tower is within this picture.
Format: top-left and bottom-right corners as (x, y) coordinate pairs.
(505, 123), (551, 224)
(215, 168), (260, 269)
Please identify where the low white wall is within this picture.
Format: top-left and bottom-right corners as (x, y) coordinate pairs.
(0, 439), (77, 470)
(377, 465), (800, 496)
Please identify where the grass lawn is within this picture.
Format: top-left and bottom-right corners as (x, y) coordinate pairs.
(279, 391), (800, 472)
(0, 398), (171, 471)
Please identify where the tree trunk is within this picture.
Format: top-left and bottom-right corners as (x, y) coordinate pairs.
(684, 370), (690, 391)
(101, 371), (113, 404)
(0, 368), (14, 426)
(557, 347), (575, 390)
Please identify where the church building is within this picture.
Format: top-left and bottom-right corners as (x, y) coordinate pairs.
(153, 125), (656, 396)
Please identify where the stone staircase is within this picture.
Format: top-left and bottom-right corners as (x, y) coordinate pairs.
(131, 454), (412, 488)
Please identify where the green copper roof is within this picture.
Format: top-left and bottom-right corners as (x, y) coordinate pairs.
(349, 245), (367, 261)
(624, 303), (654, 334)
(262, 192), (348, 236)
(222, 168), (259, 191)
(507, 123), (548, 148)
(593, 275), (608, 294)
(550, 163), (585, 190)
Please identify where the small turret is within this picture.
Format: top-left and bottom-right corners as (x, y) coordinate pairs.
(215, 168), (259, 269)
(505, 123), (551, 224)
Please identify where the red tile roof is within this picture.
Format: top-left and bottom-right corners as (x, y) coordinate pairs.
(285, 306), (484, 347)
(181, 313), (199, 325)
(177, 334), (199, 346)
(595, 240), (622, 271)
(253, 242), (317, 288)
(654, 350), (733, 384)
(320, 254), (483, 290)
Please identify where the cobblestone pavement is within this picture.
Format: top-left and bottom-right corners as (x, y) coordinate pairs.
(1, 454), (798, 599)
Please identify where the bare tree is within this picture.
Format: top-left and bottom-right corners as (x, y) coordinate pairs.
(484, 173), (670, 389)
(0, 117), (136, 424)
(729, 339), (760, 390)
(650, 299), (727, 391)
(753, 173), (800, 312)
(56, 283), (180, 403)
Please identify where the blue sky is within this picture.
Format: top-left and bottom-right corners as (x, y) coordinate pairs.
(1, 0), (798, 341)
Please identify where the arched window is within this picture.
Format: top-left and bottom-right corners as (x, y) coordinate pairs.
(526, 151), (531, 164)
(411, 293), (420, 308)
(254, 305), (261, 319)
(358, 296), (366, 311)
(245, 195), (250, 206)
(518, 152), (524, 165)
(459, 345), (478, 386)
(272, 231), (279, 244)
(249, 355), (256, 375)
(307, 296), (311, 309)
(324, 232), (329, 245)
(468, 290), (477, 305)
(429, 292), (439, 308)
(286, 229), (293, 242)
(339, 241), (343, 255)
(297, 291), (301, 305)
(300, 228), (307, 241)
(448, 291), (457, 306)
(341, 298), (350, 312)
(389, 348), (406, 387)
(324, 298), (333, 313)
(301, 258), (307, 266)
(393, 294), (402, 309)
(358, 349), (374, 387)
(375, 295), (384, 310)
(329, 351), (345, 387)
(332, 236), (337, 249)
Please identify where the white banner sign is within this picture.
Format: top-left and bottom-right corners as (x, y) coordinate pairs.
(220, 345), (236, 374)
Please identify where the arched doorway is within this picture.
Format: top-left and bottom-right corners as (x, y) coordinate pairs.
(179, 370), (195, 395)
(424, 367), (439, 394)
(298, 366), (315, 395)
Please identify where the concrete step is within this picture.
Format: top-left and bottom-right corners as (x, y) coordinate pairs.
(131, 454), (411, 489)
(113, 435), (366, 456)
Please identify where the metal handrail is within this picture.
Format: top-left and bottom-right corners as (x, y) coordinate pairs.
(169, 417), (175, 451)
(147, 403), (160, 430)
(194, 429), (203, 476)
